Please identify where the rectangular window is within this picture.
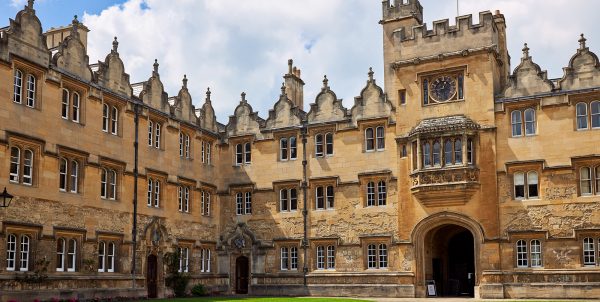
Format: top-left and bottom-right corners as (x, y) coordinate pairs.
(530, 240), (542, 267)
(583, 238), (596, 266)
(206, 143), (211, 165)
(516, 240), (528, 268)
(280, 247), (289, 270)
(326, 245), (335, 269)
(290, 247), (298, 270)
(245, 192), (252, 214)
(236, 193), (243, 215)
(398, 90), (406, 105)
(376, 126), (385, 150)
(316, 246), (325, 270)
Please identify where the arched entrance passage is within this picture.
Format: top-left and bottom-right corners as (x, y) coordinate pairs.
(412, 212), (484, 298)
(425, 225), (475, 296)
(235, 256), (249, 294)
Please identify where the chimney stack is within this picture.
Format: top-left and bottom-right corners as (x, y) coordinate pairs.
(284, 59), (305, 109)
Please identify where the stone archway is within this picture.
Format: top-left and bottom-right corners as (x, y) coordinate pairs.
(411, 212), (484, 298)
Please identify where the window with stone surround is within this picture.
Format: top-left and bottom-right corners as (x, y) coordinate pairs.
(315, 244), (335, 270)
(148, 119), (162, 149)
(576, 101), (600, 130)
(365, 180), (387, 207)
(582, 237), (597, 266)
(178, 186), (190, 213)
(59, 157), (80, 194)
(179, 131), (191, 159)
(279, 136), (298, 161)
(365, 126), (385, 152)
(97, 240), (117, 273)
(279, 188), (298, 212)
(147, 177), (161, 208)
(234, 142), (252, 165)
(100, 167), (118, 200)
(315, 132), (334, 157)
(579, 166), (600, 196)
(6, 233), (31, 272)
(177, 246), (190, 273)
(511, 108), (536, 137)
(200, 248), (212, 272)
(102, 103), (119, 135)
(201, 140), (213, 165)
(13, 69), (38, 108)
(61, 88), (83, 124)
(56, 236), (78, 272)
(280, 245), (299, 271)
(201, 190), (212, 216)
(513, 171), (539, 200)
(9, 146), (34, 186)
(235, 191), (252, 215)
(417, 136), (474, 169)
(515, 239), (543, 268)
(315, 185), (334, 210)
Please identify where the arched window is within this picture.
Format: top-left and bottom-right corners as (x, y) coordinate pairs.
(379, 244), (388, 268)
(366, 182), (375, 206)
(244, 142), (252, 163)
(13, 69), (23, 104)
(516, 239), (528, 268)
(67, 239), (76, 272)
(154, 180), (160, 207)
(20, 235), (30, 271)
(325, 133), (334, 155)
(583, 238), (596, 266)
(524, 108), (536, 135)
(147, 120), (153, 146)
(580, 167), (592, 195)
(280, 138), (288, 160)
(367, 244), (376, 269)
(454, 138), (462, 164)
(23, 149), (33, 185)
(72, 92), (80, 123)
(102, 104), (109, 132)
(432, 140), (441, 166)
(289, 137), (297, 160)
(315, 134), (323, 157)
(9, 147), (20, 183)
(61, 89), (70, 119)
(376, 126), (385, 150)
(70, 160), (78, 193)
(576, 102), (588, 130)
(527, 171), (539, 198)
(101, 168), (108, 199)
(444, 139), (453, 165)
(377, 181), (386, 206)
(511, 110), (523, 137)
(365, 128), (374, 151)
(107, 242), (115, 272)
(98, 241), (106, 272)
(154, 123), (161, 148)
(235, 144), (243, 165)
(6, 234), (16, 271)
(530, 240), (542, 267)
(514, 172), (525, 199)
(59, 158), (68, 191)
(26, 74), (35, 107)
(111, 107), (118, 135)
(591, 101), (600, 129)
(423, 142), (431, 167)
(57, 238), (66, 271)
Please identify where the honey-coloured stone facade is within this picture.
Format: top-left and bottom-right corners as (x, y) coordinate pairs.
(1, 0), (600, 300)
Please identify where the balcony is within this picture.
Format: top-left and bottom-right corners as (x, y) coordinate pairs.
(410, 166), (480, 207)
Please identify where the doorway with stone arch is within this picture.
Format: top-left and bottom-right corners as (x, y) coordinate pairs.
(412, 212), (483, 298)
(235, 255), (249, 294)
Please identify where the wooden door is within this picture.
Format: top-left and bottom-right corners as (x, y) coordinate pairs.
(147, 254), (158, 298)
(235, 256), (249, 294)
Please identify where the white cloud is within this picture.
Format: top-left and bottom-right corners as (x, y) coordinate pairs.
(82, 0), (600, 123)
(10, 0), (26, 8)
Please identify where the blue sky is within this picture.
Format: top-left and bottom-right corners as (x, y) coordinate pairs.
(2, 0), (599, 122)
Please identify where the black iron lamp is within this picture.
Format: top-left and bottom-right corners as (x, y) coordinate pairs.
(0, 187), (14, 208)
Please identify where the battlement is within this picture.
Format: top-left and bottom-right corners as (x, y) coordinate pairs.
(387, 10), (506, 65)
(381, 0), (423, 23)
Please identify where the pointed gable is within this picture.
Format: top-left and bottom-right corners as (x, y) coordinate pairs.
(264, 83), (304, 130)
(198, 88), (218, 133)
(350, 68), (394, 125)
(51, 16), (92, 82)
(559, 34), (600, 90)
(95, 37), (132, 98)
(140, 59), (170, 114)
(307, 75), (347, 123)
(1, 0), (49, 66)
(226, 93), (263, 137)
(502, 43), (553, 98)
(173, 75), (197, 123)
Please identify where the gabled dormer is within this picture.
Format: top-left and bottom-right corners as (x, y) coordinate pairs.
(350, 68), (394, 125)
(172, 75), (197, 124)
(139, 59), (170, 114)
(264, 83), (304, 130)
(94, 37), (132, 98)
(558, 34), (600, 91)
(51, 16), (92, 82)
(198, 88), (218, 133)
(226, 93), (263, 138)
(306, 76), (347, 124)
(0, 0), (50, 67)
(501, 44), (554, 98)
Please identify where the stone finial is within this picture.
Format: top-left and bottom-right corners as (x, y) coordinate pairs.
(182, 74), (188, 89)
(522, 43), (530, 59)
(71, 15), (80, 37)
(368, 67), (374, 82)
(27, 0), (34, 10)
(280, 82), (286, 96)
(241, 92), (247, 103)
(322, 75), (329, 90)
(579, 33), (587, 50)
(112, 37), (119, 53)
(153, 59), (159, 75)
(205, 87), (211, 103)
(288, 59), (293, 75)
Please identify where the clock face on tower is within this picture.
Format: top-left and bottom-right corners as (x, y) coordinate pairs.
(430, 76), (457, 102)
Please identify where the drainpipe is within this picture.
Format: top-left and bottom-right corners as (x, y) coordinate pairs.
(132, 102), (140, 289)
(301, 119), (309, 286)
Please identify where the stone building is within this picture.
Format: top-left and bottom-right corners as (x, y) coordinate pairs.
(1, 0), (600, 300)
